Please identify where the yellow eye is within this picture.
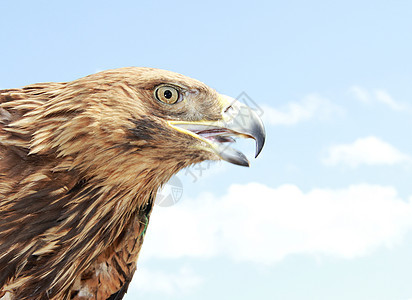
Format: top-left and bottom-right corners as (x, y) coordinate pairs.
(154, 85), (181, 104)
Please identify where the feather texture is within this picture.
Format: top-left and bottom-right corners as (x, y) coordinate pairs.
(0, 68), (222, 299)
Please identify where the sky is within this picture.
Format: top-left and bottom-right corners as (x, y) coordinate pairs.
(1, 1), (412, 299)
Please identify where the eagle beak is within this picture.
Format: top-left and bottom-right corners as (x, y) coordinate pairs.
(168, 95), (266, 167)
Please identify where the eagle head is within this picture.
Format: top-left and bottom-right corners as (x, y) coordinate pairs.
(23, 67), (265, 185)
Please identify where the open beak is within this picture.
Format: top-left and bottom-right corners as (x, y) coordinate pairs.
(168, 95), (266, 167)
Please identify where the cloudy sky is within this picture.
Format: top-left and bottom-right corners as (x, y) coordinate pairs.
(2, 1), (412, 299)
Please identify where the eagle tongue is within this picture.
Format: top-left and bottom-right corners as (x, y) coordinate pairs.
(214, 136), (235, 143)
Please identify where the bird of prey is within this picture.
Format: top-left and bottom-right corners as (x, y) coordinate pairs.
(0, 67), (265, 299)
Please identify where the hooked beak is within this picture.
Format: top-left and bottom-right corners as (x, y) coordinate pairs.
(168, 94), (266, 167)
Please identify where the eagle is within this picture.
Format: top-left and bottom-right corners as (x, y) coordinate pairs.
(0, 67), (265, 299)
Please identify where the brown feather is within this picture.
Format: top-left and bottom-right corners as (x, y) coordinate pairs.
(0, 68), (223, 299)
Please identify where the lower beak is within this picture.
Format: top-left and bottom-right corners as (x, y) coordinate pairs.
(168, 95), (266, 167)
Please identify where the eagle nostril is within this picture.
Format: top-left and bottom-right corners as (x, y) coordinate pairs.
(224, 105), (234, 114)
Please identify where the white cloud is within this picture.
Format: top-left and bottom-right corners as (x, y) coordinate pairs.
(374, 89), (405, 111)
(261, 94), (344, 126)
(349, 86), (407, 111)
(139, 182), (412, 265)
(129, 266), (203, 295)
(349, 86), (370, 103)
(322, 136), (411, 168)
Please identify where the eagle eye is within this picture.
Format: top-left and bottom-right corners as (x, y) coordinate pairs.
(154, 85), (182, 104)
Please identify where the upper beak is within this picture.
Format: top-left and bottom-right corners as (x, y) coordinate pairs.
(168, 95), (266, 167)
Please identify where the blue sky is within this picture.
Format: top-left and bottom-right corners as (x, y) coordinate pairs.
(2, 1), (412, 299)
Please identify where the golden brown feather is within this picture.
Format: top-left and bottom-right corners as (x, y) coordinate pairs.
(0, 67), (265, 300)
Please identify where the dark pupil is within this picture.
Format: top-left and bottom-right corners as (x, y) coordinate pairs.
(164, 90), (173, 99)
